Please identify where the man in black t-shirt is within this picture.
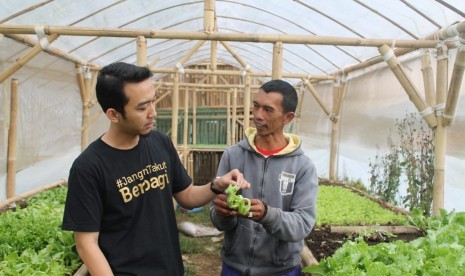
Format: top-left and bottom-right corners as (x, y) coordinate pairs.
(62, 62), (249, 276)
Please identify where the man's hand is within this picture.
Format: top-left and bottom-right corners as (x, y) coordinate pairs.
(213, 169), (250, 192)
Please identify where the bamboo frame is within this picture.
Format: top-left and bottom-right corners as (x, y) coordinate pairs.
(272, 41), (283, 79)
(421, 50), (436, 107)
(244, 74), (251, 129)
(232, 88), (238, 144)
(210, 40), (218, 84)
(6, 79), (18, 199)
(178, 40), (205, 66)
(0, 24), (458, 48)
(204, 0), (215, 33)
(226, 89), (231, 146)
(136, 36), (147, 66)
(303, 79), (332, 118)
(183, 88), (189, 165)
(171, 72), (180, 145)
(220, 41), (251, 72)
(443, 48), (465, 125)
(329, 78), (346, 180)
(432, 45), (449, 215)
(193, 89), (198, 144)
(0, 34), (58, 84)
(378, 44), (437, 128)
(5, 34), (92, 67)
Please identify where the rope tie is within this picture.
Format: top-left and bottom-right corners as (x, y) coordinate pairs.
(34, 25), (50, 49)
(175, 62), (185, 74)
(383, 48), (395, 62)
(419, 107), (433, 118)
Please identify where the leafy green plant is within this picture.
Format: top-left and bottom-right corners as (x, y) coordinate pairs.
(304, 209), (465, 275)
(0, 187), (81, 275)
(369, 112), (435, 215)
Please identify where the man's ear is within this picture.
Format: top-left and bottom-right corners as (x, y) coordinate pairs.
(283, 112), (295, 125)
(105, 108), (120, 123)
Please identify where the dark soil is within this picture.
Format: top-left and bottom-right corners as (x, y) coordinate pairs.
(305, 225), (423, 262)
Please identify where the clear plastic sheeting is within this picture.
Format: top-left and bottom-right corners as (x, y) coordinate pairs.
(0, 1), (464, 211)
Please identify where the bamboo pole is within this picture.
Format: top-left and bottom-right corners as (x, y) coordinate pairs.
(0, 179), (67, 210)
(204, 0), (215, 33)
(303, 79), (331, 118)
(0, 24), (458, 48)
(178, 41), (205, 66)
(146, 67), (334, 80)
(211, 40), (218, 84)
(232, 88), (237, 144)
(443, 48), (465, 125)
(171, 73), (179, 145)
(220, 41), (250, 71)
(378, 44), (437, 128)
(148, 57), (160, 68)
(226, 89), (231, 146)
(300, 245), (319, 267)
(433, 116), (446, 216)
(183, 88), (189, 165)
(294, 88), (305, 135)
(6, 79), (18, 199)
(193, 89), (197, 144)
(76, 64), (90, 151)
(154, 90), (172, 104)
(421, 50), (436, 107)
(155, 81), (260, 89)
(244, 74), (251, 129)
(136, 36), (147, 66)
(272, 41), (283, 79)
(5, 34), (92, 67)
(0, 34), (58, 84)
(329, 81), (340, 180)
(432, 45), (449, 216)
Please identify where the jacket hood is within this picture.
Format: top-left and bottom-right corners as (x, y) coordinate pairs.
(240, 127), (303, 157)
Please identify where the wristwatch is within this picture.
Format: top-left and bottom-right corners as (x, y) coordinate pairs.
(210, 176), (224, 194)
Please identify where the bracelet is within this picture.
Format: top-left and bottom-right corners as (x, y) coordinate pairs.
(210, 176), (224, 195)
(259, 200), (268, 221)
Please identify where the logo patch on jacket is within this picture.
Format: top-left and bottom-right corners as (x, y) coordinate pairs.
(279, 172), (296, 195)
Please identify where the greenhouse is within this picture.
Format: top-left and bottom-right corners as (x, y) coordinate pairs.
(1, 0), (465, 275)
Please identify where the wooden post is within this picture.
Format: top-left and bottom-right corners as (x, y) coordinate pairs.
(443, 49), (465, 125)
(171, 72), (179, 145)
(244, 74), (251, 129)
(0, 34), (58, 84)
(378, 44), (437, 128)
(136, 36), (147, 66)
(6, 79), (19, 199)
(272, 41), (283, 79)
(421, 50), (436, 107)
(232, 88), (237, 144)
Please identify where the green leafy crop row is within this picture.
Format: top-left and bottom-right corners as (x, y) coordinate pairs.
(304, 209), (465, 275)
(0, 187), (81, 275)
(316, 185), (406, 226)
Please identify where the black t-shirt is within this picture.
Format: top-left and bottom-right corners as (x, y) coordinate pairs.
(62, 131), (191, 275)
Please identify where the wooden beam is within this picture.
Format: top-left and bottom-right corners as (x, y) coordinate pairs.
(272, 41), (283, 79)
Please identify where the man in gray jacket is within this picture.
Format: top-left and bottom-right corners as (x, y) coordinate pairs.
(210, 79), (318, 276)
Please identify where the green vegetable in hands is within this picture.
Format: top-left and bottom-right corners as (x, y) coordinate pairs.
(225, 184), (251, 215)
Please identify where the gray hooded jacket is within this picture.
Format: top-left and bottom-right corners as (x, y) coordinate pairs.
(210, 128), (318, 276)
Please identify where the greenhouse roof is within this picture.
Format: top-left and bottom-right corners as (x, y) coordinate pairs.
(1, 0), (465, 79)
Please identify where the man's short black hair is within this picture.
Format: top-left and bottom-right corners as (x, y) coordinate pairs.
(96, 62), (153, 118)
(260, 79), (298, 113)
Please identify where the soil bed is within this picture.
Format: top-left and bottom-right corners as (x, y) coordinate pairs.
(305, 225), (423, 262)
